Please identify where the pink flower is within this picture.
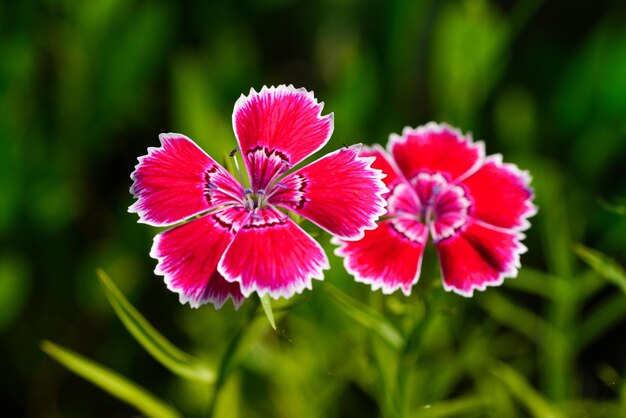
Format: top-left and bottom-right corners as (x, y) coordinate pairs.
(333, 122), (537, 297)
(129, 85), (387, 309)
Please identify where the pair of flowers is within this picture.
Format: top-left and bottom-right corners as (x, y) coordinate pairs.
(130, 85), (536, 309)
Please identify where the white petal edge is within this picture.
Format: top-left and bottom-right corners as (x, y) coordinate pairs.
(386, 122), (487, 184)
(439, 222), (528, 298)
(128, 133), (223, 227)
(231, 84), (335, 165)
(217, 215), (331, 300)
(150, 227), (244, 310)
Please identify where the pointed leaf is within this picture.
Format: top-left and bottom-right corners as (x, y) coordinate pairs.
(259, 294), (276, 330)
(97, 269), (215, 383)
(41, 340), (181, 418)
(574, 244), (626, 295)
(322, 283), (404, 350)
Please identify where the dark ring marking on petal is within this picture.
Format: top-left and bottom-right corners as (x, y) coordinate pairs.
(290, 174), (308, 209)
(212, 213), (234, 230)
(243, 217), (286, 230)
(246, 146), (292, 176)
(246, 145), (290, 163)
(203, 165), (220, 204)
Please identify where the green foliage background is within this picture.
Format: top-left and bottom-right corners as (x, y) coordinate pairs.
(2, 0), (626, 416)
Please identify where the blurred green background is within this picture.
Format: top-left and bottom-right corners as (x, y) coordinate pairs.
(2, 0), (626, 416)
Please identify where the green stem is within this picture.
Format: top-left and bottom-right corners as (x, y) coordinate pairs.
(205, 298), (259, 418)
(395, 296), (432, 418)
(395, 331), (419, 416)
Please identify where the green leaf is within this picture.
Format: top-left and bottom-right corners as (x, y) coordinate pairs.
(41, 340), (181, 418)
(503, 268), (558, 300)
(574, 244), (626, 295)
(322, 283), (404, 350)
(578, 292), (626, 348)
(478, 291), (558, 351)
(259, 294), (276, 330)
(490, 361), (565, 418)
(410, 395), (490, 418)
(598, 197), (626, 216)
(97, 269), (215, 383)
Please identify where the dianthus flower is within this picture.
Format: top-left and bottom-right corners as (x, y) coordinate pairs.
(334, 122), (537, 296)
(129, 85), (387, 309)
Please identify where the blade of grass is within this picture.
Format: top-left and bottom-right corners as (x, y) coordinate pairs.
(598, 197), (626, 216)
(535, 163), (577, 401)
(409, 395), (490, 418)
(478, 291), (558, 351)
(578, 269), (610, 301)
(206, 298), (259, 418)
(490, 361), (564, 418)
(41, 340), (181, 418)
(322, 282), (404, 350)
(574, 244), (626, 295)
(504, 268), (558, 300)
(97, 269), (215, 383)
(578, 292), (626, 349)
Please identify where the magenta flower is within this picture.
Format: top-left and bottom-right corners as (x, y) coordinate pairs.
(333, 122), (537, 297)
(129, 85), (387, 309)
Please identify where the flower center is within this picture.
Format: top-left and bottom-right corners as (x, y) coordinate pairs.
(412, 172), (471, 242)
(243, 188), (270, 210)
(238, 146), (293, 212)
(212, 146), (293, 213)
(388, 172), (472, 242)
(245, 146), (292, 192)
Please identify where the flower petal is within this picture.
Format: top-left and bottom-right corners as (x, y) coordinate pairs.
(388, 122), (484, 182)
(461, 155), (537, 231)
(233, 85), (334, 174)
(151, 211), (244, 309)
(218, 208), (329, 299)
(436, 220), (527, 297)
(333, 218), (428, 296)
(360, 145), (403, 194)
(130, 134), (243, 226)
(271, 146), (388, 240)
(431, 182), (471, 242)
(387, 181), (421, 216)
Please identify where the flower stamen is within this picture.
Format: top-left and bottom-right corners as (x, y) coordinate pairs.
(229, 147), (248, 187)
(263, 159), (292, 193)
